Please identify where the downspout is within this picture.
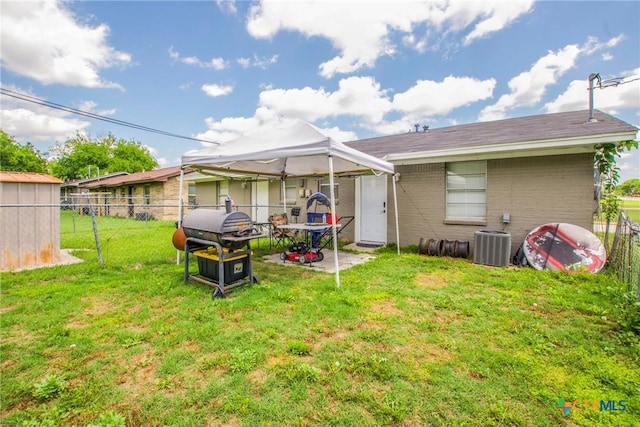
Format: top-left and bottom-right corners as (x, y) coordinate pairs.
(392, 173), (400, 255)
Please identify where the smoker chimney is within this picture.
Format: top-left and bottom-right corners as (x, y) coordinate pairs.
(414, 123), (419, 132)
(423, 125), (429, 132)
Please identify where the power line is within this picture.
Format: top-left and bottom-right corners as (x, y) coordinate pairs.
(0, 87), (219, 145)
(590, 74), (640, 89)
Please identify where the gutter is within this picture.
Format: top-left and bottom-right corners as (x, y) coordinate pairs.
(385, 131), (638, 165)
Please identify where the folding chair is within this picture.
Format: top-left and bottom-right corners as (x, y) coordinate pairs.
(269, 213), (297, 249)
(290, 206), (301, 223)
(314, 215), (355, 250)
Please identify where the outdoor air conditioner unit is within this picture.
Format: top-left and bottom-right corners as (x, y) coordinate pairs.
(473, 230), (511, 267)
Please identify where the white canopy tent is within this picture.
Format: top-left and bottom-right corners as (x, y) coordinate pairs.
(179, 120), (399, 287)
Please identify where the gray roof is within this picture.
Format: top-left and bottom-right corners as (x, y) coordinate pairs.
(345, 109), (638, 159)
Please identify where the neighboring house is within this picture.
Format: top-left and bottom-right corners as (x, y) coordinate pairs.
(344, 109), (638, 255)
(80, 166), (190, 221)
(60, 171), (130, 209)
(0, 171), (63, 271)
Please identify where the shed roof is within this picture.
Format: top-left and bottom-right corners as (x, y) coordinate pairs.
(82, 166), (185, 188)
(345, 110), (638, 163)
(0, 171), (63, 184)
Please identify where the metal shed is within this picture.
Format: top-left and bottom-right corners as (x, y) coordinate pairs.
(0, 171), (63, 271)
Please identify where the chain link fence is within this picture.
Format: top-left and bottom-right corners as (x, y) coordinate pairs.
(58, 199), (277, 267)
(595, 210), (640, 296)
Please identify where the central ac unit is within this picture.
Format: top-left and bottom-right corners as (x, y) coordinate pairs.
(473, 230), (511, 267)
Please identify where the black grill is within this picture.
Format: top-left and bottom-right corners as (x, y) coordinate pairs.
(182, 208), (258, 250)
(181, 203), (263, 298)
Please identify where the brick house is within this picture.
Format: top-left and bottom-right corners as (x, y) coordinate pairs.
(80, 166), (190, 221)
(344, 109), (638, 255)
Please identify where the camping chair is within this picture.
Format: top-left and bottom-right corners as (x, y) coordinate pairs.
(269, 213), (297, 249)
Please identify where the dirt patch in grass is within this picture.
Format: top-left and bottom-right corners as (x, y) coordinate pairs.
(83, 295), (117, 316)
(247, 368), (268, 389)
(265, 354), (290, 368)
(397, 342), (454, 363)
(415, 271), (451, 288)
(2, 325), (34, 345)
(67, 317), (89, 329)
(0, 304), (16, 314)
(205, 414), (239, 427)
(369, 299), (403, 317)
(116, 349), (158, 399)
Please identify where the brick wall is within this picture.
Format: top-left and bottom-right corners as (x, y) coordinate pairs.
(390, 153), (594, 256)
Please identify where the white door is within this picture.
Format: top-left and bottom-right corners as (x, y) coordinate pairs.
(252, 180), (269, 223)
(359, 175), (387, 243)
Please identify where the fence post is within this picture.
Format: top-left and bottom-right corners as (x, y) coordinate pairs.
(90, 205), (104, 267)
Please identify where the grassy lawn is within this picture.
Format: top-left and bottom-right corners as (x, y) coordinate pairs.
(1, 212), (639, 426)
(619, 198), (640, 223)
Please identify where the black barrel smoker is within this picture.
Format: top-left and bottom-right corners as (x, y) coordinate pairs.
(182, 199), (263, 298)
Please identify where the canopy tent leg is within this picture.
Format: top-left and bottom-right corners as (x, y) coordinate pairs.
(328, 155), (340, 288)
(176, 168), (185, 265)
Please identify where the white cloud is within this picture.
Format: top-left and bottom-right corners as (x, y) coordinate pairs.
(0, 0), (130, 88)
(0, 86), (91, 143)
(478, 36), (624, 121)
(247, 0), (534, 78)
(168, 46), (229, 70)
(216, 0), (237, 15)
(258, 76), (392, 124)
(236, 54), (278, 69)
(195, 73), (497, 141)
(460, 1), (535, 45)
(201, 83), (235, 97)
(192, 116), (263, 146)
(77, 100), (116, 117)
(193, 65), (503, 141)
(544, 68), (640, 114)
(393, 75), (496, 116)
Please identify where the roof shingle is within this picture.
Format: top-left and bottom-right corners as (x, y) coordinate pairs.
(345, 110), (638, 159)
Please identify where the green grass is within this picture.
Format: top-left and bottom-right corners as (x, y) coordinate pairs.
(1, 211), (639, 426)
(619, 198), (640, 223)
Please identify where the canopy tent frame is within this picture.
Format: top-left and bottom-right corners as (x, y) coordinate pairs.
(179, 120), (399, 287)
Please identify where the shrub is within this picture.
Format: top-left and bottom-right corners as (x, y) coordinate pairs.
(32, 374), (68, 402)
(287, 341), (311, 356)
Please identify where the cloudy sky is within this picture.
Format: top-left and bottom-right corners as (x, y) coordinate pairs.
(1, 0), (639, 181)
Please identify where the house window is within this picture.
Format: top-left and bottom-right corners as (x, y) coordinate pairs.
(319, 178), (339, 204)
(446, 161), (486, 221)
(144, 185), (151, 205)
(281, 178), (298, 204)
(188, 183), (196, 206)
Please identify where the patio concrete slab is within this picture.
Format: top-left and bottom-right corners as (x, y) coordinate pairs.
(262, 250), (376, 273)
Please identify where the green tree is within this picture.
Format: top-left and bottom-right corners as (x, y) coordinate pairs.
(109, 138), (158, 173)
(49, 132), (158, 180)
(616, 178), (640, 197)
(0, 130), (48, 173)
(594, 139), (638, 226)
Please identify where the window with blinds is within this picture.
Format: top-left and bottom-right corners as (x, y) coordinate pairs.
(446, 161), (486, 220)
